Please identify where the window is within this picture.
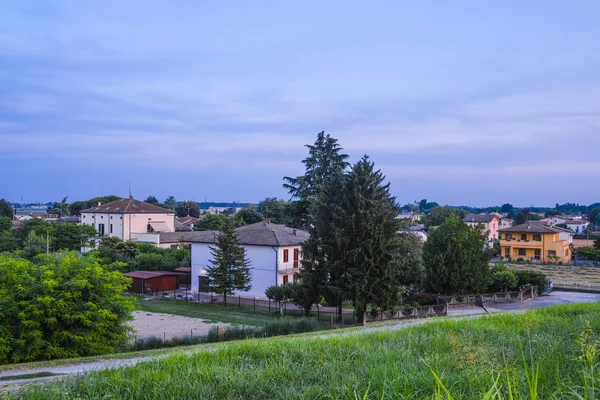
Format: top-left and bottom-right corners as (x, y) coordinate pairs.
(566, 248), (569, 256)
(293, 274), (298, 282)
(101, 216), (103, 219)
(548, 250), (557, 257)
(83, 215), (86, 219)
(533, 234), (541, 242)
(505, 234), (513, 240)
(110, 224), (113, 234)
(504, 247), (510, 258)
(283, 249), (289, 263)
(520, 234), (527, 241)
(98, 223), (105, 236)
(147, 224), (153, 233)
(518, 248), (526, 256)
(534, 249), (541, 260)
(293, 248), (299, 267)
(283, 275), (289, 285)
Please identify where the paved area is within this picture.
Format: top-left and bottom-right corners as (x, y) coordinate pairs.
(1, 291), (597, 389)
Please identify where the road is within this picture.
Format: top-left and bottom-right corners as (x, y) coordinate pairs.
(1, 291), (598, 388)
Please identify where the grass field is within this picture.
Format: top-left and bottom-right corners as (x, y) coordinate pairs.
(507, 262), (600, 285)
(9, 302), (600, 399)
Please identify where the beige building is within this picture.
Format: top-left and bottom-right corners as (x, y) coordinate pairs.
(80, 198), (175, 251)
(464, 214), (500, 243)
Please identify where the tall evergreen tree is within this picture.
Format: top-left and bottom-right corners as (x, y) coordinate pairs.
(336, 156), (401, 320)
(283, 131), (350, 228)
(144, 195), (160, 206)
(206, 224), (252, 304)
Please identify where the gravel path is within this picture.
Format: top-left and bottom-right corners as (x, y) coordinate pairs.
(1, 291), (598, 389)
(128, 311), (231, 341)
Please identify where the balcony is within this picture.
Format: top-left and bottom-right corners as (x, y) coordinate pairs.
(278, 261), (301, 274)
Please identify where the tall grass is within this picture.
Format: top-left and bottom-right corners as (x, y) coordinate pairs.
(8, 303), (600, 399)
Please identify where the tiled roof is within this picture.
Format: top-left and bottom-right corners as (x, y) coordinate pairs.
(159, 231), (202, 243)
(565, 219), (589, 225)
(81, 198), (175, 214)
(499, 222), (566, 234)
(464, 214), (498, 223)
(188, 222), (309, 247)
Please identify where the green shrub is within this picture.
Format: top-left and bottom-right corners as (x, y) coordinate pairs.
(515, 269), (547, 293)
(487, 268), (518, 292)
(516, 257), (524, 263)
(404, 292), (438, 306)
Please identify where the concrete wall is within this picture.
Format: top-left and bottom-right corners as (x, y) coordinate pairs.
(192, 243), (279, 298)
(81, 212), (174, 240)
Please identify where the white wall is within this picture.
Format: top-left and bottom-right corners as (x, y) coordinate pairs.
(81, 212), (125, 239)
(192, 243), (279, 298)
(81, 212), (174, 240)
(276, 245), (302, 285)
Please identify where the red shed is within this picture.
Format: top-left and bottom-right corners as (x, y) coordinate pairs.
(123, 271), (184, 294)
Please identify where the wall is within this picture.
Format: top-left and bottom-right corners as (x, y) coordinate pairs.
(277, 245), (302, 285)
(500, 232), (572, 263)
(191, 243), (278, 298)
(124, 213), (175, 240)
(81, 212), (124, 239)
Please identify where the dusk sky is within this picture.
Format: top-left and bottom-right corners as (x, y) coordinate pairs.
(1, 1), (599, 207)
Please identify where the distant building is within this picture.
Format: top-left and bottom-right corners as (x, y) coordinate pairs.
(463, 214), (500, 243)
(565, 219), (589, 234)
(175, 216), (202, 231)
(499, 222), (573, 263)
(396, 212), (421, 223)
(190, 221), (308, 298)
(500, 218), (513, 228)
(80, 198), (175, 251)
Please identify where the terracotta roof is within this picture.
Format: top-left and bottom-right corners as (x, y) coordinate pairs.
(81, 198), (175, 214)
(464, 214), (498, 223)
(159, 231), (200, 243)
(176, 216), (202, 225)
(499, 222), (567, 234)
(123, 271), (185, 279)
(189, 221), (309, 247)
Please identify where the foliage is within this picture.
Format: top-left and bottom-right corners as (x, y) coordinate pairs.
(0, 216), (12, 232)
(0, 230), (17, 253)
(515, 209), (542, 225)
(194, 214), (226, 231)
(576, 246), (600, 261)
(0, 199), (14, 218)
(394, 232), (424, 286)
(206, 224), (252, 304)
(176, 201), (200, 218)
(422, 206), (466, 227)
(144, 195), (160, 206)
(0, 252), (136, 364)
(236, 206), (264, 225)
(423, 216), (491, 294)
(283, 131), (350, 228)
(501, 203), (514, 213)
(163, 196), (177, 210)
(68, 196), (121, 216)
(487, 264), (519, 292)
(418, 199), (439, 213)
(13, 219), (97, 255)
(544, 209), (561, 217)
(256, 197), (291, 225)
(12, 303), (600, 399)
(23, 231), (47, 258)
(514, 269), (547, 293)
(590, 208), (600, 227)
(46, 197), (70, 216)
(403, 292), (438, 306)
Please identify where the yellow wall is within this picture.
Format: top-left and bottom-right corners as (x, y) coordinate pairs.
(500, 231), (572, 263)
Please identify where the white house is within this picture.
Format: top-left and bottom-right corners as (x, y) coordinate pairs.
(190, 221), (309, 298)
(565, 219), (589, 234)
(541, 216), (568, 226)
(80, 198), (175, 251)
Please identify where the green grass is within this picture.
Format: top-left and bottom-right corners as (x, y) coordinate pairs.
(0, 372), (60, 382)
(9, 303), (600, 399)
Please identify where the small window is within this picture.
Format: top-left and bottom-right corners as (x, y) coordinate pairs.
(520, 234), (527, 241)
(283, 275), (289, 285)
(98, 223), (105, 236)
(110, 224), (113, 234)
(533, 234), (541, 242)
(518, 248), (526, 256)
(283, 249), (289, 263)
(101, 216), (103, 219)
(504, 248), (510, 258)
(534, 249), (541, 260)
(83, 215), (86, 219)
(505, 234), (513, 240)
(548, 250), (557, 256)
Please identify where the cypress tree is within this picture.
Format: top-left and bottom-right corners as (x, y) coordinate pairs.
(207, 224), (252, 304)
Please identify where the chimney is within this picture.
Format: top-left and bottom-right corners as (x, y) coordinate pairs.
(98, 202), (102, 206)
(293, 229), (297, 236)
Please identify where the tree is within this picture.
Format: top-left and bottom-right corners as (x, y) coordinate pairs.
(336, 156), (402, 320)
(236, 206), (264, 225)
(0, 216), (11, 232)
(515, 212), (528, 225)
(222, 207), (236, 215)
(194, 214), (226, 231)
(176, 201), (200, 217)
(23, 230), (47, 258)
(589, 208), (600, 227)
(0, 230), (17, 253)
(47, 197), (70, 217)
(0, 252), (136, 363)
(206, 224), (252, 304)
(283, 131), (350, 228)
(0, 199), (13, 218)
(52, 223), (97, 251)
(144, 195), (160, 206)
(256, 198), (291, 225)
(545, 209), (561, 218)
(501, 203), (514, 214)
(163, 196), (177, 210)
(394, 232), (424, 286)
(423, 216), (491, 295)
(265, 284), (293, 315)
(422, 206), (466, 228)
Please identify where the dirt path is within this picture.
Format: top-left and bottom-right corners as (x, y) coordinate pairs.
(128, 311), (231, 341)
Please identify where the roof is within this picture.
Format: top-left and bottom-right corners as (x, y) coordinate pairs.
(174, 267), (191, 273)
(176, 216), (202, 225)
(565, 219), (589, 225)
(81, 198), (175, 214)
(57, 216), (80, 223)
(499, 222), (569, 234)
(122, 271), (185, 279)
(464, 214), (499, 223)
(189, 221), (309, 247)
(159, 231), (201, 243)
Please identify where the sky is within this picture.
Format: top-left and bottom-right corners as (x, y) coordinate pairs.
(1, 1), (599, 207)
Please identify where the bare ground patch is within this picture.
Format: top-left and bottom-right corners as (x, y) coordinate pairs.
(128, 311), (233, 341)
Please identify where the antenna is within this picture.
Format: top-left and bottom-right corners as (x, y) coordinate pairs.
(129, 181), (132, 199)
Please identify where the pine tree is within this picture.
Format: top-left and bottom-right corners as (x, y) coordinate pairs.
(207, 224), (252, 304)
(283, 131), (350, 228)
(336, 156), (401, 321)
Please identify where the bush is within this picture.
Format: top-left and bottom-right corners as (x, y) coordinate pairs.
(515, 270), (547, 294)
(516, 258), (524, 263)
(487, 268), (518, 292)
(404, 292), (438, 306)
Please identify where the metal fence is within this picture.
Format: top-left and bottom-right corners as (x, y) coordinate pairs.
(552, 281), (600, 293)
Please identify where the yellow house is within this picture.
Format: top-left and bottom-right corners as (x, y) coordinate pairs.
(499, 222), (573, 263)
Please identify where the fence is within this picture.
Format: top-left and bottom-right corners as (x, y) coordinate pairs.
(552, 281), (600, 293)
(363, 304), (447, 324)
(439, 286), (537, 307)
